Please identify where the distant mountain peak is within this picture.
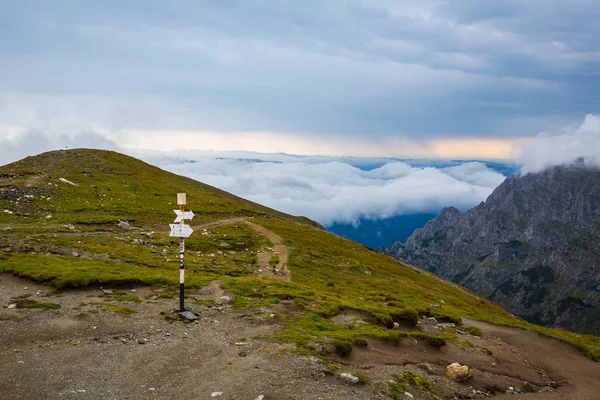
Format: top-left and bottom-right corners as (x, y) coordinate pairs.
(390, 165), (600, 335)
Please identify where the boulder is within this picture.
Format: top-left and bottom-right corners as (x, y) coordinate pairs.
(445, 362), (472, 382)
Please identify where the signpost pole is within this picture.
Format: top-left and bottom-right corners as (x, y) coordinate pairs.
(177, 193), (186, 312)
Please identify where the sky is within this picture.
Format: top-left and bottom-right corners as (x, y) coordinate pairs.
(1, 1), (599, 228)
(1, 0), (599, 158)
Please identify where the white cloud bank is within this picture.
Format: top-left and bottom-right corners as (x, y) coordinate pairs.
(152, 156), (506, 225)
(519, 114), (600, 174)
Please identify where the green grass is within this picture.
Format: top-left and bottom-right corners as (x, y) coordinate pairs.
(402, 372), (432, 391)
(10, 297), (61, 310)
(388, 382), (406, 399)
(0, 149), (598, 362)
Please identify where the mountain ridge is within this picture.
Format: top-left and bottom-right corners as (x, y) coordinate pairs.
(390, 164), (600, 335)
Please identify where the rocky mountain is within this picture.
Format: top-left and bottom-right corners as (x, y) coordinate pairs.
(390, 164), (600, 335)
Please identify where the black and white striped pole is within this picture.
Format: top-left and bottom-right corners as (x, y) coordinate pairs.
(169, 193), (194, 313)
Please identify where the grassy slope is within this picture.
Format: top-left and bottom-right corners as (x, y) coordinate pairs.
(0, 149), (598, 360)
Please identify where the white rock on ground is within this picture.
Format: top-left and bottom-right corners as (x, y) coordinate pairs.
(339, 372), (359, 384)
(211, 392), (223, 397)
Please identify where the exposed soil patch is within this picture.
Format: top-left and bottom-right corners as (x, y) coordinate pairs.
(2, 274), (599, 399)
(245, 220), (291, 282)
(330, 308), (375, 325)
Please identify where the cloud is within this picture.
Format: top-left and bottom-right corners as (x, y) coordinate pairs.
(151, 155), (507, 225)
(0, 130), (120, 165)
(1, 1), (598, 140)
(518, 114), (600, 173)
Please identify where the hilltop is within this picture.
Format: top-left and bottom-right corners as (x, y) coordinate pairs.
(391, 165), (600, 336)
(1, 149), (599, 399)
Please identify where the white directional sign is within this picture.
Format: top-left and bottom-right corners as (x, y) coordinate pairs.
(173, 210), (195, 223)
(169, 224), (194, 238)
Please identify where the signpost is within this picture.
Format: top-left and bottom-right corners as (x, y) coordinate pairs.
(169, 193), (194, 312)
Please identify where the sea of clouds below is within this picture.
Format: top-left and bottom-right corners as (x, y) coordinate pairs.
(148, 156), (506, 226)
(0, 114), (598, 227)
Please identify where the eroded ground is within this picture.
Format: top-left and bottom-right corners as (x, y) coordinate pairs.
(2, 274), (599, 400)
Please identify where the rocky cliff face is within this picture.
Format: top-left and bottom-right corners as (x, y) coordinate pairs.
(390, 165), (600, 335)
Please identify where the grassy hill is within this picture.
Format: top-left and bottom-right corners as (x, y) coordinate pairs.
(1, 149), (598, 361)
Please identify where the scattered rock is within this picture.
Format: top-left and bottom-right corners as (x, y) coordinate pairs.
(130, 289), (136, 293)
(430, 304), (442, 309)
(393, 322), (400, 329)
(339, 372), (359, 384)
(137, 338), (146, 345)
(255, 395), (264, 400)
(320, 367), (335, 376)
(179, 311), (198, 321)
(44, 215), (52, 220)
(404, 393), (414, 398)
(522, 382), (536, 393)
(102, 289), (114, 295)
(7, 303), (17, 309)
(118, 220), (130, 229)
(72, 252), (80, 257)
(3, 226), (12, 231)
(218, 296), (231, 305)
(59, 177), (79, 186)
(491, 362), (497, 368)
(445, 362), (472, 382)
(437, 322), (456, 329)
(417, 362), (434, 374)
(211, 392), (223, 397)
(423, 317), (438, 325)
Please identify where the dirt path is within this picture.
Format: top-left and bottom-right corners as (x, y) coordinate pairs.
(466, 319), (600, 400)
(244, 220), (291, 282)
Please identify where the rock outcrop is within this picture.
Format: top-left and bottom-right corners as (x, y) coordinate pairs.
(390, 164), (600, 335)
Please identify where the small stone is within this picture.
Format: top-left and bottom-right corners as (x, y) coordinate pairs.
(76, 390), (86, 393)
(102, 289), (114, 295)
(445, 362), (472, 382)
(130, 289), (136, 293)
(430, 304), (442, 309)
(437, 322), (456, 329)
(393, 322), (400, 329)
(255, 396), (264, 400)
(138, 338), (146, 344)
(491, 362), (497, 368)
(179, 311), (198, 321)
(339, 372), (359, 384)
(417, 362), (434, 374)
(404, 393), (414, 399)
(7, 303), (17, 309)
(218, 296), (231, 305)
(72, 252), (79, 257)
(211, 392), (223, 397)
(320, 367), (334, 376)
(423, 317), (438, 325)
(44, 215), (52, 220)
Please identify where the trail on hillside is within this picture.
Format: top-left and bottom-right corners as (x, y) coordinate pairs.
(245, 220), (292, 282)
